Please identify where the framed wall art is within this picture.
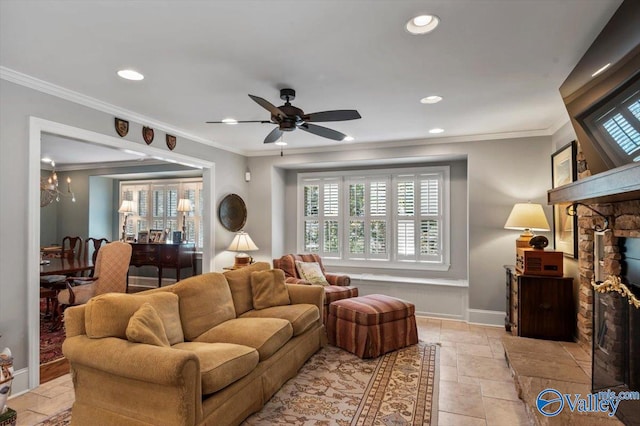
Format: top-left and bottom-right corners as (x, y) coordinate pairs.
(551, 141), (578, 258)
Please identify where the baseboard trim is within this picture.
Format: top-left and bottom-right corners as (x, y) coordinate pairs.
(415, 311), (465, 321)
(8, 368), (29, 398)
(467, 309), (505, 326)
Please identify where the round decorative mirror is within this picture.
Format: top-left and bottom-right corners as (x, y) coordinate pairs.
(218, 194), (247, 232)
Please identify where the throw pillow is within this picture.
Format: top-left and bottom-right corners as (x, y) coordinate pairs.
(126, 302), (170, 347)
(250, 269), (290, 310)
(295, 261), (329, 286)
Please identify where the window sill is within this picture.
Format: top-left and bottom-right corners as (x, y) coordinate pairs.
(337, 272), (468, 288)
(323, 259), (450, 272)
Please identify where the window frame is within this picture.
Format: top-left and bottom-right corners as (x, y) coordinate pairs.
(297, 166), (451, 271)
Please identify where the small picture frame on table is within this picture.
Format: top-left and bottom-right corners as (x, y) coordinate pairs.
(551, 141), (578, 258)
(149, 229), (165, 243)
(137, 231), (149, 244)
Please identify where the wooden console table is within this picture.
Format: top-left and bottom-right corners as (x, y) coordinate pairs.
(129, 243), (195, 287)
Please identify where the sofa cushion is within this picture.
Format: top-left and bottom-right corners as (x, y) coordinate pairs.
(194, 318), (292, 361)
(126, 303), (170, 347)
(171, 273), (236, 341)
(84, 292), (184, 344)
(172, 342), (259, 395)
(295, 261), (329, 286)
(223, 262), (270, 316)
(250, 269), (290, 310)
(240, 304), (319, 336)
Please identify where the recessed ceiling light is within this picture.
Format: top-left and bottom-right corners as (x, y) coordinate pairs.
(117, 69), (144, 81)
(343, 136), (355, 142)
(222, 118), (238, 125)
(420, 95), (443, 104)
(275, 141), (287, 146)
(429, 128), (444, 134)
(406, 14), (440, 35)
(591, 63), (611, 77)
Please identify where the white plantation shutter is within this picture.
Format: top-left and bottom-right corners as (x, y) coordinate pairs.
(302, 178), (342, 257)
(298, 166), (449, 269)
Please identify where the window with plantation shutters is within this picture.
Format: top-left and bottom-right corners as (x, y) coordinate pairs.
(120, 178), (203, 248)
(298, 166), (449, 270)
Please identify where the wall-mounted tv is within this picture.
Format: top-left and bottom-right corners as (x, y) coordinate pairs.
(577, 71), (640, 168)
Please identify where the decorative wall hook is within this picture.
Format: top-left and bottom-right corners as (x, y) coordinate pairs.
(566, 202), (610, 232)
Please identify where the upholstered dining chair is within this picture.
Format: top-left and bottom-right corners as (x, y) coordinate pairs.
(83, 237), (109, 276)
(57, 241), (132, 319)
(273, 253), (358, 323)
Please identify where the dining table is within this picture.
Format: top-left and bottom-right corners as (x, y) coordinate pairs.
(40, 257), (94, 276)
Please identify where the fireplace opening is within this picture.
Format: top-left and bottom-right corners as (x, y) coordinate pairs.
(593, 237), (640, 424)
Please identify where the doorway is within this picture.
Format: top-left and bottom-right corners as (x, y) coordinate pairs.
(29, 117), (216, 389)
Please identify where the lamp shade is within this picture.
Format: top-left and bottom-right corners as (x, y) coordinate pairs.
(227, 231), (259, 252)
(177, 199), (192, 212)
(118, 200), (137, 214)
(504, 203), (550, 231)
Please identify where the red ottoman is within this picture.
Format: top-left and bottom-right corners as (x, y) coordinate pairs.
(327, 294), (418, 358)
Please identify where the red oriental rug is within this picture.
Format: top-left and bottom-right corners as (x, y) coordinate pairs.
(40, 300), (65, 365)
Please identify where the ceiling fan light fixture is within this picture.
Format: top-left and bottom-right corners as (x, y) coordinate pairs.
(41, 157), (53, 164)
(274, 141), (287, 146)
(406, 14), (439, 35)
(429, 128), (444, 134)
(222, 118), (238, 125)
(117, 69), (144, 81)
(343, 135), (354, 142)
(420, 95), (442, 104)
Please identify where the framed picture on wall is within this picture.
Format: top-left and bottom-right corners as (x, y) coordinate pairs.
(551, 141), (578, 258)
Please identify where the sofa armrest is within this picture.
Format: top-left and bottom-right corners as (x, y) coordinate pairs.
(64, 335), (200, 385)
(325, 273), (351, 286)
(286, 284), (325, 323)
(63, 335), (202, 424)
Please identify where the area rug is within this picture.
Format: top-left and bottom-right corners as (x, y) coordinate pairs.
(243, 341), (439, 425)
(40, 301), (65, 365)
(34, 342), (439, 426)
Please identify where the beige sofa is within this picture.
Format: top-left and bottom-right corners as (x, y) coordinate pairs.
(62, 262), (326, 426)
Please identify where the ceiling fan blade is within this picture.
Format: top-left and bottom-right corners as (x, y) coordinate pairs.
(297, 123), (347, 141)
(303, 110), (361, 122)
(248, 95), (287, 121)
(205, 120), (272, 124)
(264, 127), (283, 144)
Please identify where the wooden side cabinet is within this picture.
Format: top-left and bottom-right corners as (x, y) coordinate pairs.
(504, 265), (574, 341)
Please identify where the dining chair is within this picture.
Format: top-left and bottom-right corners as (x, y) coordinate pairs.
(83, 237), (109, 275)
(61, 236), (83, 261)
(57, 241), (132, 319)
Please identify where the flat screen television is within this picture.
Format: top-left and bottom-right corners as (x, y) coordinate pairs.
(560, 0), (640, 176)
(577, 70), (640, 168)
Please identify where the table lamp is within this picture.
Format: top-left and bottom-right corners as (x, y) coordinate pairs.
(177, 199), (192, 243)
(504, 202), (550, 249)
(227, 231), (259, 269)
(118, 200), (137, 242)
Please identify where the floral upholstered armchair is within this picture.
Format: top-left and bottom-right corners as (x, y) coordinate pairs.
(273, 254), (358, 322)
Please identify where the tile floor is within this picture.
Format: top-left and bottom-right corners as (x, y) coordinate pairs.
(9, 317), (530, 425)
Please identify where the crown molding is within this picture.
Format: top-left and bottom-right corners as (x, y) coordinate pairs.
(0, 66), (246, 156)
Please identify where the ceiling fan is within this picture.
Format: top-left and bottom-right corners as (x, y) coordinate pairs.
(207, 88), (361, 144)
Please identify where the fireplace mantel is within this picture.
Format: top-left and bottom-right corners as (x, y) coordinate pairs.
(547, 163), (640, 205)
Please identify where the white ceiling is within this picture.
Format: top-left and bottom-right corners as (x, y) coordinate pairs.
(0, 0), (623, 158)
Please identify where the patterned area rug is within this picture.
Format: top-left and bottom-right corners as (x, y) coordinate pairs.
(244, 342), (439, 425)
(34, 342), (439, 426)
(40, 302), (66, 365)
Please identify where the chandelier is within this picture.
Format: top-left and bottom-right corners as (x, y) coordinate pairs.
(40, 161), (76, 207)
